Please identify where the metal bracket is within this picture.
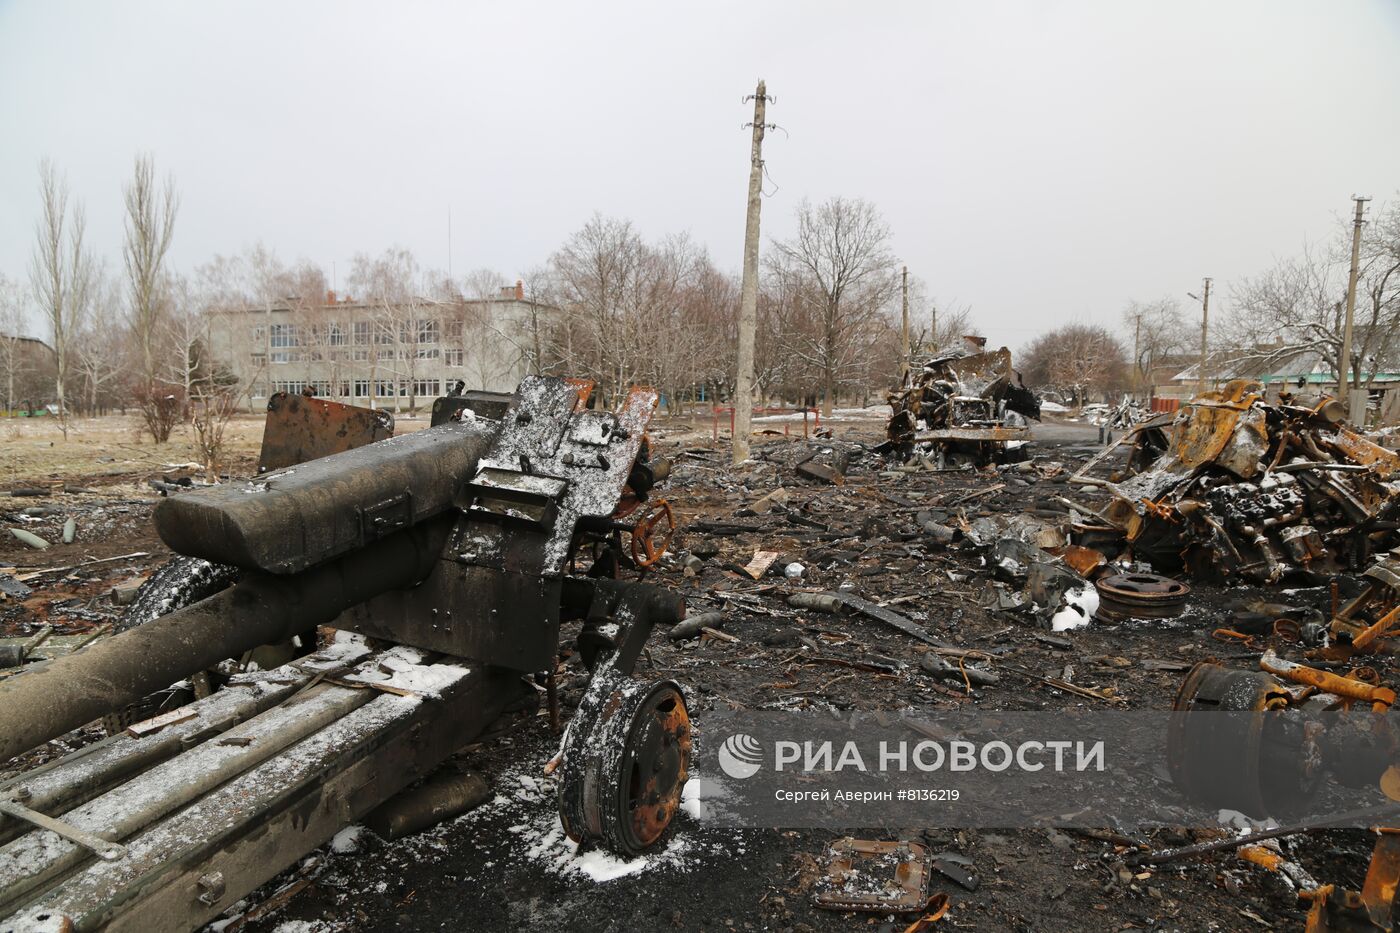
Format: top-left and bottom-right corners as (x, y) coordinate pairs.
(0, 798), (127, 860)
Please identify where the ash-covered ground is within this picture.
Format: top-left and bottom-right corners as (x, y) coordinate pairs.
(0, 413), (1381, 932)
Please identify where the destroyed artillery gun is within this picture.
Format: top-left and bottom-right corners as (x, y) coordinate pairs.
(0, 376), (690, 932)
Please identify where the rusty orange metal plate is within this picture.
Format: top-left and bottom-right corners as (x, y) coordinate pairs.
(1332, 428), (1400, 479)
(1170, 381), (1262, 469)
(256, 393), (394, 474)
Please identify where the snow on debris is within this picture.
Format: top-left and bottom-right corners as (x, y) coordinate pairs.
(338, 645), (471, 697)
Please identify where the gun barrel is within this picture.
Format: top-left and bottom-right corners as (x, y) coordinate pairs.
(0, 516), (452, 763)
(155, 419), (498, 574)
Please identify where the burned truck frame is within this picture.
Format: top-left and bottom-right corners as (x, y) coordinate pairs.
(0, 377), (689, 932)
(884, 344), (1041, 467)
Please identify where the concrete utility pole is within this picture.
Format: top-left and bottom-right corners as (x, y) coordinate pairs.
(1339, 195), (1369, 395)
(900, 266), (910, 385)
(732, 79), (770, 464)
(1195, 277), (1212, 396)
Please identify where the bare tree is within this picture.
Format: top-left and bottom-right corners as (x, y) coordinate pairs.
(123, 154), (179, 400)
(72, 271), (126, 415)
(461, 267), (506, 302)
(349, 248), (429, 411)
(164, 273), (206, 410)
(1228, 200), (1400, 391)
(902, 276), (975, 356)
(1122, 297), (1189, 395)
(190, 384), (247, 482)
(549, 215), (650, 404)
(29, 159), (93, 439)
(767, 197), (900, 416)
(1021, 323), (1128, 409)
(0, 274), (30, 415)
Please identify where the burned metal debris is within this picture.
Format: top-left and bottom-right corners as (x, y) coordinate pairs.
(884, 339), (1042, 467)
(1075, 380), (1400, 584)
(813, 837), (934, 913)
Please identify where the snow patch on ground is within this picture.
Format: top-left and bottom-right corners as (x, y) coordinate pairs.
(330, 825), (366, 853)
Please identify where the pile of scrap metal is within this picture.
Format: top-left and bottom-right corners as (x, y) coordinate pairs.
(1170, 648), (1400, 931)
(1073, 380), (1400, 583)
(1170, 603), (1400, 932)
(883, 339), (1041, 467)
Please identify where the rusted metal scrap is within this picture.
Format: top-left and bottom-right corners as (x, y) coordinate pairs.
(813, 837), (933, 913)
(884, 341), (1041, 467)
(256, 391), (394, 474)
(1077, 380), (1400, 583)
(1170, 653), (1400, 932)
(1319, 548), (1400, 659)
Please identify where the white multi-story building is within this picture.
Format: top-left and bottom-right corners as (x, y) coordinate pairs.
(207, 283), (557, 412)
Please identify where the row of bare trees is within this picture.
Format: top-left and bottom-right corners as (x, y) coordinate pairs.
(7, 156), (981, 443)
(537, 198), (974, 417)
(18, 155), (224, 441)
(1020, 324), (1130, 408)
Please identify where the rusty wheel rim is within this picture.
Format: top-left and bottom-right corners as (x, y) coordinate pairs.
(617, 683), (691, 850)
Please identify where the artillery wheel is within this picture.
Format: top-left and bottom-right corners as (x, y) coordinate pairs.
(559, 676), (691, 854)
(115, 556), (237, 635)
(101, 556), (309, 735)
(101, 556), (238, 735)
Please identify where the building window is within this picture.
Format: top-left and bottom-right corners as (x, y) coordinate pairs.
(375, 379), (397, 398)
(412, 379), (441, 397)
(250, 353), (266, 368)
(327, 323), (346, 346)
(416, 319), (440, 344)
(351, 347), (369, 362)
(444, 348), (464, 366)
(353, 380), (370, 398)
(375, 323), (394, 345)
(251, 325), (266, 345)
(270, 324), (298, 348)
(415, 346), (440, 360)
(270, 324), (299, 363)
(273, 380), (306, 396)
(353, 322), (371, 345)
(444, 319), (463, 340)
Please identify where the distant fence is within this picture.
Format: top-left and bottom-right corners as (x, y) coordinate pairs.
(709, 406), (822, 443)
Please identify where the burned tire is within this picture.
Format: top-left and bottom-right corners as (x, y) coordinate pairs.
(101, 556), (238, 734)
(114, 556), (238, 634)
(559, 675), (691, 855)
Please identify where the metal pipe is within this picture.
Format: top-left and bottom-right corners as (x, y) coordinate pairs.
(0, 517), (451, 763)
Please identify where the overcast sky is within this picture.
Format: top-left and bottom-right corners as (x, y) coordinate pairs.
(2, 0), (1398, 352)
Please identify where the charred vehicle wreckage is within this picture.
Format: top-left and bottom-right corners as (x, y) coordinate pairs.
(883, 340), (1042, 468)
(1072, 379), (1400, 584)
(1055, 382), (1400, 930)
(0, 377), (690, 932)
